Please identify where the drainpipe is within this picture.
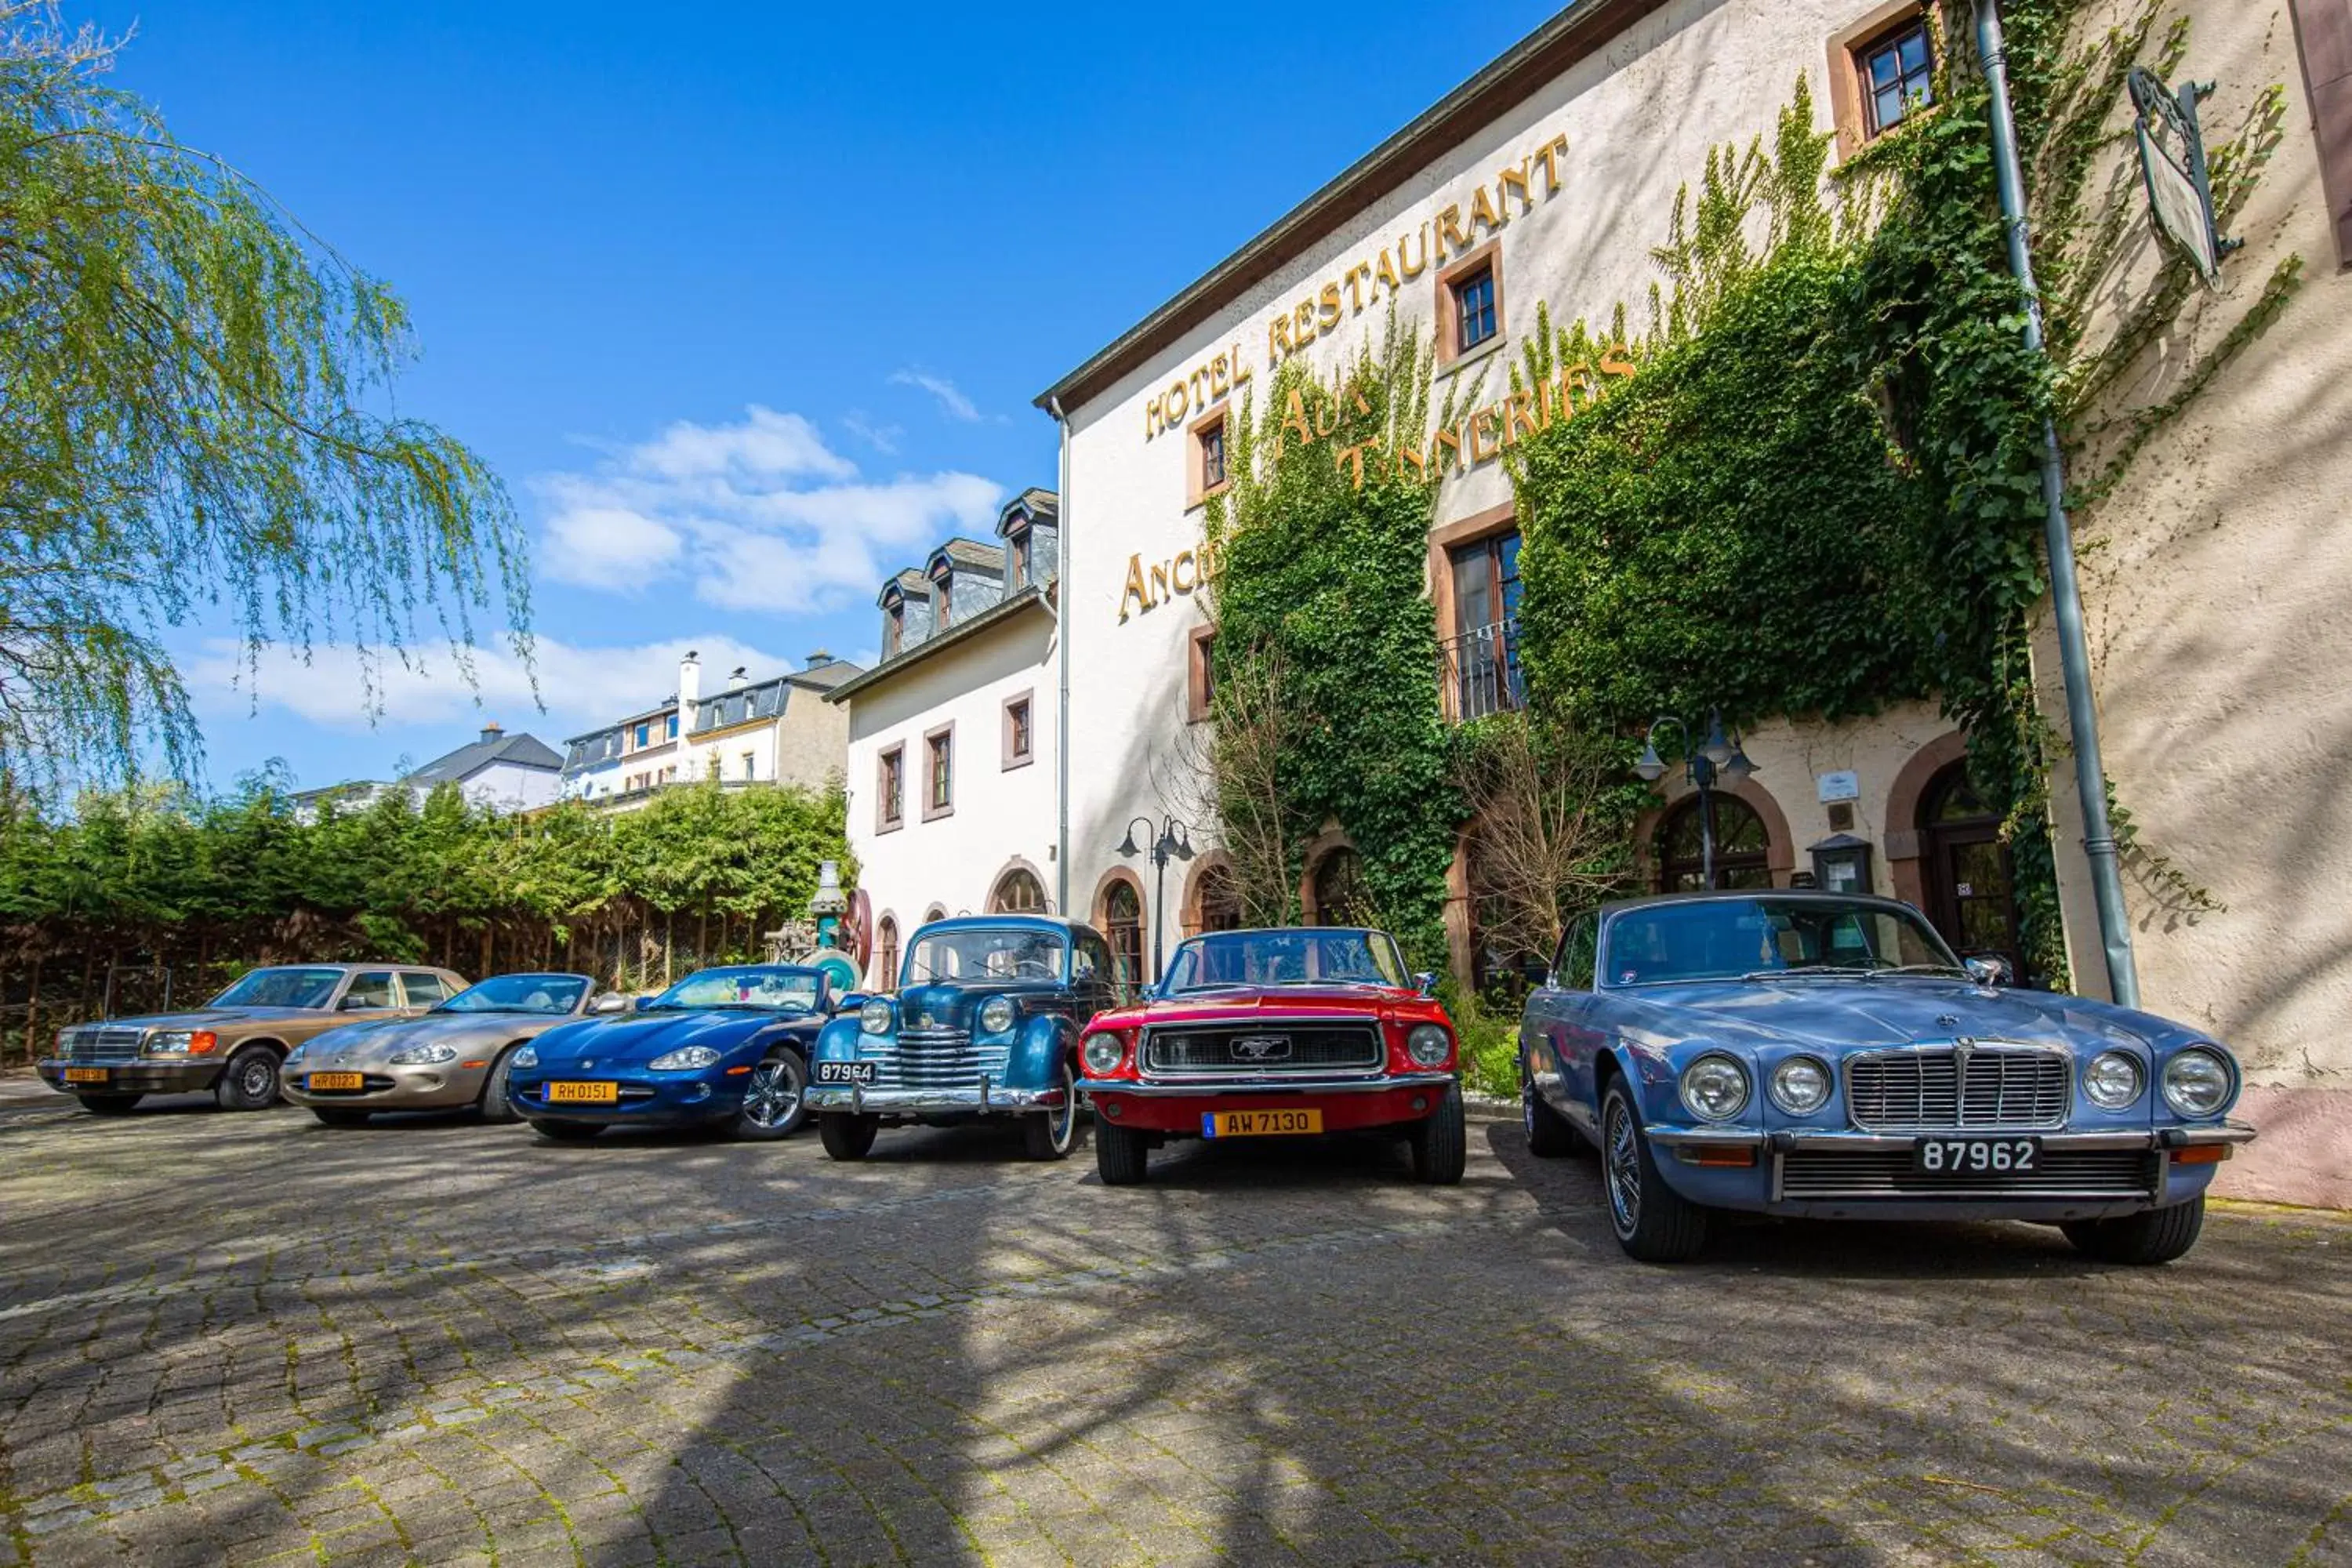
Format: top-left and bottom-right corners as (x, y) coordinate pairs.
(1049, 396), (1073, 920)
(1975, 0), (2140, 1009)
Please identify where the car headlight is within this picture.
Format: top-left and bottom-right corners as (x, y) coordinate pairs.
(1081, 1033), (1125, 1076)
(978, 996), (1017, 1036)
(1406, 1024), (1452, 1067)
(511, 1045), (538, 1069)
(1767, 1056), (1832, 1116)
(1678, 1054), (1750, 1122)
(2082, 1051), (2143, 1110)
(859, 998), (894, 1035)
(144, 1030), (194, 1055)
(387, 1042), (459, 1066)
(648, 1045), (722, 1071)
(2161, 1048), (2233, 1118)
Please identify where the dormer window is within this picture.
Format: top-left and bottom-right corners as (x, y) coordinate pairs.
(1007, 523), (1032, 589)
(931, 563), (953, 627)
(883, 592), (905, 658)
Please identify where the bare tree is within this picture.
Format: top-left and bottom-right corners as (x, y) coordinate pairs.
(1455, 713), (1637, 962)
(1156, 638), (1306, 927)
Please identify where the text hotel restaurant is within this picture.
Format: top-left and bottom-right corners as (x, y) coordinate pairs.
(833, 0), (2352, 1207)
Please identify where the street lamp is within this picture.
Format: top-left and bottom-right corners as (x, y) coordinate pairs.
(1115, 815), (1195, 983)
(1634, 710), (1757, 890)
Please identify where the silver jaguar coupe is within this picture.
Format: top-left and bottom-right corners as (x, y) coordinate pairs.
(281, 972), (624, 1127)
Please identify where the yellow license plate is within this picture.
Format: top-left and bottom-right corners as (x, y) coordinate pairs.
(64, 1067), (109, 1084)
(307, 1072), (365, 1091)
(1203, 1108), (1323, 1138)
(547, 1081), (618, 1105)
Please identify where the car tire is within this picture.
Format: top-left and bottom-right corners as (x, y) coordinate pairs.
(818, 1112), (879, 1160)
(732, 1047), (808, 1141)
(2061, 1195), (2205, 1265)
(1522, 1054), (1577, 1158)
(1021, 1062), (1079, 1161)
(1601, 1080), (1710, 1263)
(310, 1108), (372, 1129)
(532, 1120), (604, 1142)
(1410, 1081), (1468, 1185)
(1095, 1118), (1150, 1185)
(477, 1046), (523, 1123)
(214, 1046), (281, 1111)
(75, 1094), (143, 1116)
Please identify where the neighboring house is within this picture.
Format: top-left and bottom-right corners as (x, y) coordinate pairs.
(831, 490), (1065, 992)
(560, 650), (862, 806)
(290, 724), (562, 820)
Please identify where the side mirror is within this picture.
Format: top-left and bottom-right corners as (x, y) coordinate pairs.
(1413, 971), (1439, 997)
(1964, 955), (2013, 988)
(631, 995), (654, 1012)
(591, 993), (628, 1014)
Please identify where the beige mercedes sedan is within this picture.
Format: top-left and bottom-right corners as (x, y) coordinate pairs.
(281, 972), (626, 1126)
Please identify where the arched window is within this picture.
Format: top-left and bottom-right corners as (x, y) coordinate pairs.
(1193, 863), (1243, 934)
(872, 916), (899, 992)
(1103, 880), (1143, 999)
(1310, 848), (1374, 927)
(989, 869), (1047, 914)
(1655, 794), (1772, 891)
(923, 904), (947, 926)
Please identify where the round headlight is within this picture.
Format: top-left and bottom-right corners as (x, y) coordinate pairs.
(1406, 1024), (1452, 1067)
(1767, 1056), (1831, 1116)
(1080, 1033), (1125, 1076)
(387, 1042), (459, 1066)
(2162, 1048), (2233, 1118)
(648, 1045), (722, 1071)
(859, 998), (894, 1035)
(2083, 1050), (2143, 1110)
(978, 996), (1017, 1036)
(510, 1045), (538, 1069)
(1679, 1054), (1750, 1122)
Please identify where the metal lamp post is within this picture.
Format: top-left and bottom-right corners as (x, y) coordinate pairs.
(1635, 710), (1757, 891)
(1116, 815), (1195, 983)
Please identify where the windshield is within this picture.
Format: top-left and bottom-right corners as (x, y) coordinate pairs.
(903, 927), (1065, 985)
(1604, 898), (1962, 986)
(1161, 929), (1409, 993)
(439, 975), (590, 1015)
(209, 967), (347, 1010)
(649, 967), (823, 1012)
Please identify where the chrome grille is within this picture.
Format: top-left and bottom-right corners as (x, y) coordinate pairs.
(1779, 1149), (2154, 1200)
(1142, 1025), (1383, 1076)
(1845, 1045), (2070, 1131)
(64, 1026), (146, 1062)
(863, 1027), (1012, 1091)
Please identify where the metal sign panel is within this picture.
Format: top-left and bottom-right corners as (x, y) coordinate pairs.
(2128, 68), (2239, 285)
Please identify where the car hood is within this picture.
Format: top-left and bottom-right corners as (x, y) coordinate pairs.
(1615, 978), (2158, 1052)
(298, 1011), (572, 1063)
(80, 1007), (326, 1031)
(895, 982), (1071, 1030)
(529, 1009), (803, 1065)
(1138, 985), (1420, 1024)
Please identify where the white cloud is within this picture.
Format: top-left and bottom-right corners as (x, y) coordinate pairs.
(889, 368), (985, 423)
(841, 412), (902, 455)
(533, 405), (1005, 614)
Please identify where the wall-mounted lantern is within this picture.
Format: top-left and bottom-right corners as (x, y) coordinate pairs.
(1809, 833), (1874, 895)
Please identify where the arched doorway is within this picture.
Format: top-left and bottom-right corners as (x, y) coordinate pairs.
(989, 868), (1047, 914)
(872, 915), (899, 992)
(1656, 793), (1772, 891)
(1102, 880), (1143, 999)
(1192, 862), (1243, 934)
(1309, 848), (1374, 927)
(1918, 764), (2024, 977)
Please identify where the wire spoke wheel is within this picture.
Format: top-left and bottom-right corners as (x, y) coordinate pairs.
(1604, 1095), (1642, 1236)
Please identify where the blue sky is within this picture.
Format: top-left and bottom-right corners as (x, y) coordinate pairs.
(96, 0), (1563, 789)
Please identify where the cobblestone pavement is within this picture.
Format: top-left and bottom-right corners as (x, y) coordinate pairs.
(2, 1087), (2349, 1567)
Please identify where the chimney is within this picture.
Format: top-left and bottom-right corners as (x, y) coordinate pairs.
(677, 650), (702, 731)
(728, 666), (748, 687)
(804, 649), (834, 670)
(479, 720), (503, 744)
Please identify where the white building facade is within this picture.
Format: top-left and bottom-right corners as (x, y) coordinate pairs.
(561, 651), (860, 806)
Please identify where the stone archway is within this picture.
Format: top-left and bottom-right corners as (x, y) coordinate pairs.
(1633, 778), (1797, 889)
(1885, 729), (1971, 910)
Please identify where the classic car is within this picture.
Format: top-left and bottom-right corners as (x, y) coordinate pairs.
(1519, 891), (2256, 1264)
(282, 972), (626, 1127)
(503, 964), (835, 1142)
(806, 914), (1120, 1162)
(1077, 926), (1466, 1186)
(36, 963), (470, 1115)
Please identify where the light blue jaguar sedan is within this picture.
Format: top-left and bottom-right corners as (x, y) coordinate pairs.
(1518, 891), (2254, 1265)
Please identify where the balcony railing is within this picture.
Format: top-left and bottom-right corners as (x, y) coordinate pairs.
(1439, 619), (1525, 724)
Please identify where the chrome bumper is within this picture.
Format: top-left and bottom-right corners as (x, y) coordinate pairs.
(1646, 1120), (2259, 1152)
(1078, 1071), (1457, 1098)
(805, 1082), (1066, 1116)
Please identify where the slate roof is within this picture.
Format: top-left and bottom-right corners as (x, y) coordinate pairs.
(403, 731), (562, 787)
(937, 538), (1007, 572)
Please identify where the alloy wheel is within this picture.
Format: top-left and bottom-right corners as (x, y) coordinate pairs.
(1604, 1096), (1642, 1236)
(742, 1056), (803, 1129)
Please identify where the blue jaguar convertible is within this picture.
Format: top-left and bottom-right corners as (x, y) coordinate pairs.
(506, 964), (835, 1142)
(1519, 891), (2255, 1265)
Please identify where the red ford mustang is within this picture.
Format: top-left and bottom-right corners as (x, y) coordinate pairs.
(1076, 926), (1466, 1186)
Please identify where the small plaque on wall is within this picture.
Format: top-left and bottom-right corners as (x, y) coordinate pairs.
(1816, 770), (1860, 804)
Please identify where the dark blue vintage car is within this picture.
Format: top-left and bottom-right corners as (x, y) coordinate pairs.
(506, 964), (834, 1142)
(807, 914), (1119, 1162)
(1519, 891), (2255, 1265)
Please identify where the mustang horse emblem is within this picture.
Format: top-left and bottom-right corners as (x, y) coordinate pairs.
(1230, 1035), (1292, 1062)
